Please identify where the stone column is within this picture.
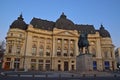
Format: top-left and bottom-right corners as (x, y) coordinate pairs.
(43, 60), (46, 71)
(75, 39), (79, 56)
(52, 37), (56, 57)
(44, 38), (46, 57)
(96, 38), (102, 58)
(36, 59), (38, 70)
(68, 39), (70, 57)
(36, 39), (39, 56)
(62, 38), (64, 56)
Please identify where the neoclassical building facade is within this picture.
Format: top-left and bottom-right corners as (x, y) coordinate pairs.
(2, 13), (116, 71)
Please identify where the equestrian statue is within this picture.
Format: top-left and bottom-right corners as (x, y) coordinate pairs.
(78, 33), (89, 54)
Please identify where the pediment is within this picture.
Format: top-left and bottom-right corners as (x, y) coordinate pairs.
(54, 30), (78, 37)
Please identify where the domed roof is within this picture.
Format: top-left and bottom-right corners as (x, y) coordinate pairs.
(99, 24), (111, 38)
(10, 14), (28, 30)
(55, 13), (74, 30)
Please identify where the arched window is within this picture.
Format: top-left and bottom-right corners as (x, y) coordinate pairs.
(32, 44), (37, 55)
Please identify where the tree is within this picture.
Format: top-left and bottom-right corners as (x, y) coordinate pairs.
(0, 40), (5, 68)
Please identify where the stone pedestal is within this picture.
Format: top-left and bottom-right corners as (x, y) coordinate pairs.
(76, 53), (93, 71)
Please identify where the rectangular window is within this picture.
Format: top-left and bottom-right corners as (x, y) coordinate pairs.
(46, 60), (50, 63)
(16, 46), (21, 54)
(31, 59), (36, 62)
(45, 64), (50, 71)
(32, 47), (37, 55)
(8, 45), (12, 53)
(39, 48), (43, 56)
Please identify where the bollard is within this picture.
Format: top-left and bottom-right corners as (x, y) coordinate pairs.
(18, 74), (20, 77)
(71, 74), (74, 77)
(94, 74), (96, 77)
(5, 73), (7, 76)
(46, 74), (48, 80)
(114, 74), (117, 77)
(83, 74), (85, 77)
(32, 74), (35, 78)
(58, 74), (61, 80)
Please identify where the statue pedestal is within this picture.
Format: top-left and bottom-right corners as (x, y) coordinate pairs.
(76, 53), (93, 71)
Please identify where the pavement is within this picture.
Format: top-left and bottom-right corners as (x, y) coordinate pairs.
(1, 70), (120, 80)
(1, 70), (120, 78)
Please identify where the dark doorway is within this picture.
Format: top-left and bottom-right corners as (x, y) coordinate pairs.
(4, 62), (10, 70)
(64, 61), (68, 71)
(58, 64), (61, 71)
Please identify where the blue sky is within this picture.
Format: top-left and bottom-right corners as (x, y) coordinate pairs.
(0, 0), (120, 48)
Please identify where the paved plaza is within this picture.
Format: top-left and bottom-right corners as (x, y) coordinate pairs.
(1, 70), (120, 80)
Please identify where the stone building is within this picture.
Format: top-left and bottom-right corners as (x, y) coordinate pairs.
(2, 13), (116, 71)
(115, 48), (120, 65)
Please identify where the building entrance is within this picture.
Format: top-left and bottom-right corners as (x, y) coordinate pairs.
(64, 61), (68, 71)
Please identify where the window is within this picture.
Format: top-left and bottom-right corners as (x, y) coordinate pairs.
(93, 61), (97, 70)
(104, 61), (110, 70)
(19, 34), (22, 37)
(104, 51), (108, 58)
(6, 58), (11, 61)
(8, 45), (12, 53)
(47, 39), (51, 44)
(57, 39), (61, 43)
(71, 65), (74, 70)
(57, 47), (61, 56)
(39, 46), (44, 56)
(46, 47), (51, 56)
(58, 60), (61, 63)
(39, 60), (43, 63)
(32, 45), (37, 55)
(31, 59), (36, 62)
(14, 58), (20, 69)
(16, 45), (21, 54)
(10, 33), (13, 36)
(64, 40), (67, 44)
(63, 47), (68, 56)
(71, 61), (74, 63)
(46, 60), (50, 63)
(70, 50), (74, 57)
(70, 40), (74, 44)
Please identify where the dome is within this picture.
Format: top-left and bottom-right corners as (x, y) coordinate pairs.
(99, 24), (111, 38)
(10, 14), (28, 30)
(55, 13), (74, 30)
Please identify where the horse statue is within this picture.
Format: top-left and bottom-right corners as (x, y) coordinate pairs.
(78, 33), (89, 54)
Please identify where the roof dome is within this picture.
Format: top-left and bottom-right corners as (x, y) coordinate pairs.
(10, 14), (27, 30)
(99, 24), (111, 38)
(55, 13), (74, 30)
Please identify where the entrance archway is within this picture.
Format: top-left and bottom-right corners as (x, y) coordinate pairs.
(64, 61), (68, 71)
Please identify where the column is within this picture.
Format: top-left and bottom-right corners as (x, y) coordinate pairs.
(36, 59), (38, 70)
(62, 38), (64, 56)
(44, 38), (46, 57)
(75, 39), (79, 56)
(36, 39), (39, 56)
(68, 39), (70, 57)
(96, 38), (102, 58)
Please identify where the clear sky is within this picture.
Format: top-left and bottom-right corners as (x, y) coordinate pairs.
(0, 0), (120, 48)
